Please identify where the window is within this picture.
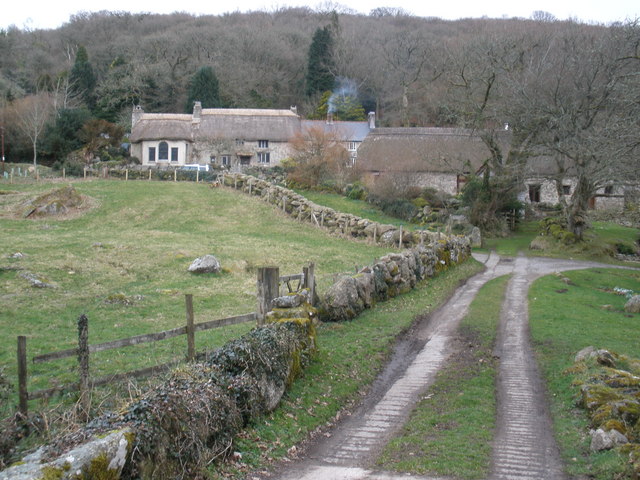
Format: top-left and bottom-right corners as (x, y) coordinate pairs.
(221, 155), (231, 166)
(235, 139), (244, 146)
(562, 185), (571, 195)
(148, 147), (156, 162)
(240, 156), (251, 165)
(528, 184), (541, 203)
(604, 185), (614, 195)
(258, 152), (270, 164)
(171, 147), (179, 162)
(258, 140), (269, 148)
(210, 155), (216, 163)
(158, 141), (169, 160)
(348, 141), (357, 151)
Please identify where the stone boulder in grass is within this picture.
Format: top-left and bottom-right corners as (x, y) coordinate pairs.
(625, 295), (640, 314)
(21, 185), (85, 218)
(188, 255), (222, 274)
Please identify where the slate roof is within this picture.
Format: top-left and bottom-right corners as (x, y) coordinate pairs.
(301, 119), (371, 142)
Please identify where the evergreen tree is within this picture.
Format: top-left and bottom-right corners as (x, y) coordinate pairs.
(305, 27), (335, 97)
(69, 46), (96, 110)
(42, 108), (92, 161)
(185, 66), (221, 112)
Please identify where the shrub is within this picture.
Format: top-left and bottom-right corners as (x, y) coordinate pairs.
(345, 182), (368, 200)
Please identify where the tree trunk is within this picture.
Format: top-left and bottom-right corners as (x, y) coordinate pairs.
(32, 139), (37, 167)
(566, 174), (592, 240)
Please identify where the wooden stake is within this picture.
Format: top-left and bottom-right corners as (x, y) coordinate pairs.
(302, 263), (316, 306)
(77, 314), (90, 421)
(185, 294), (195, 361)
(257, 267), (279, 326)
(17, 336), (28, 416)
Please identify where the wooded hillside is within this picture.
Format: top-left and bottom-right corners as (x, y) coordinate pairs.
(0, 8), (630, 125)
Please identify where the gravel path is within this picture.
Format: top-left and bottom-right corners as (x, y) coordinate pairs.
(267, 253), (634, 480)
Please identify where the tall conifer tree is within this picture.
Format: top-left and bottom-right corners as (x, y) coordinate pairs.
(305, 27), (335, 97)
(69, 46), (96, 110)
(185, 66), (221, 112)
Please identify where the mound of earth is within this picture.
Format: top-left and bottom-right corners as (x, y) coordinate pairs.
(21, 185), (90, 218)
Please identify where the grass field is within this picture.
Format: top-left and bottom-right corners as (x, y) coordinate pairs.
(0, 179), (392, 413)
(529, 268), (640, 479)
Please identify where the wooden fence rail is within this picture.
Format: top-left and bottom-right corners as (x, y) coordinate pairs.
(16, 264), (314, 416)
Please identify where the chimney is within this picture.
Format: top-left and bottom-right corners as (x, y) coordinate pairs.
(132, 105), (144, 128)
(368, 111), (376, 129)
(192, 101), (202, 123)
(327, 112), (334, 124)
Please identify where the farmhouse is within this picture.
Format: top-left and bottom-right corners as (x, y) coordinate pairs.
(129, 103), (374, 170)
(356, 127), (633, 212)
(520, 156), (628, 211)
(356, 127), (501, 195)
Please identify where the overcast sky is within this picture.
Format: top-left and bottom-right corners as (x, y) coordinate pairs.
(3, 0), (639, 30)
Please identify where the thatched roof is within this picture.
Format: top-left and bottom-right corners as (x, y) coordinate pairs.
(130, 109), (301, 143)
(357, 128), (505, 174)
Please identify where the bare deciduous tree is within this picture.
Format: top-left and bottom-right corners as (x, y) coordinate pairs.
(11, 92), (54, 166)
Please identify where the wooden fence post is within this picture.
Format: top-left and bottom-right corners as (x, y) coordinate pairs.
(174, 169), (177, 182)
(302, 262), (316, 306)
(62, 167), (66, 179)
(196, 170), (200, 183)
(257, 267), (279, 326)
(17, 336), (28, 416)
(148, 169), (152, 181)
(185, 294), (195, 361)
(399, 225), (403, 248)
(83, 167), (87, 180)
(77, 314), (90, 421)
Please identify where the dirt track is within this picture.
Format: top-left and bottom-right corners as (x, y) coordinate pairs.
(264, 253), (632, 480)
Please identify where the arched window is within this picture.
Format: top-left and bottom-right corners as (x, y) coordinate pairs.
(158, 141), (169, 160)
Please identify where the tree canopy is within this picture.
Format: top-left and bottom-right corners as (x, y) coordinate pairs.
(185, 66), (222, 112)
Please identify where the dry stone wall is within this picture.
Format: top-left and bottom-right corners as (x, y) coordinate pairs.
(320, 241), (470, 322)
(1, 322), (315, 480)
(222, 173), (448, 248)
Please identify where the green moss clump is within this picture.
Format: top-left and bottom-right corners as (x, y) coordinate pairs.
(77, 452), (120, 480)
(39, 466), (64, 480)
